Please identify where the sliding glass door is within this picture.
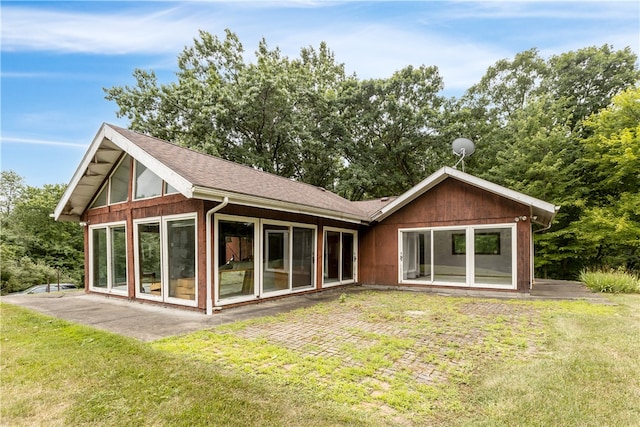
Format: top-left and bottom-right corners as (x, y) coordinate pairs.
(134, 214), (198, 306)
(323, 228), (357, 287)
(399, 224), (516, 289)
(215, 216), (316, 305)
(216, 217), (258, 302)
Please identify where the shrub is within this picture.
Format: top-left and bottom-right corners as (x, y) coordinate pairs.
(580, 268), (640, 294)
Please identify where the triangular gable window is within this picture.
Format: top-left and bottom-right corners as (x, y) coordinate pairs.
(134, 160), (162, 200)
(90, 155), (131, 208)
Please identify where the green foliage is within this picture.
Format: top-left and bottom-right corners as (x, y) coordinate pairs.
(580, 268), (640, 294)
(0, 175), (83, 294)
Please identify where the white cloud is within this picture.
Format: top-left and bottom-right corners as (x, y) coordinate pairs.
(1, 5), (209, 54)
(0, 136), (87, 148)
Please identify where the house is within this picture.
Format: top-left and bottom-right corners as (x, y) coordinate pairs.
(54, 123), (559, 314)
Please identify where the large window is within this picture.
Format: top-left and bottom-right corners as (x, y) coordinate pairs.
(216, 217), (258, 302)
(263, 222), (316, 294)
(214, 216), (317, 305)
(323, 228), (357, 286)
(134, 214), (198, 306)
(90, 155), (131, 208)
(90, 223), (127, 293)
(134, 160), (162, 200)
(399, 225), (515, 289)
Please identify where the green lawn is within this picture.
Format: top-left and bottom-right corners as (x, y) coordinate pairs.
(1, 291), (639, 426)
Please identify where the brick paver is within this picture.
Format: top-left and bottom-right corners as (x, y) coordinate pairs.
(224, 295), (543, 386)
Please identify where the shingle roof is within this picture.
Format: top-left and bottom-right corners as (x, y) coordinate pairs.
(109, 125), (368, 220)
(54, 123), (369, 222)
(55, 123), (558, 228)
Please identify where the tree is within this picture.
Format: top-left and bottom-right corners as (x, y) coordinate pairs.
(336, 65), (447, 200)
(571, 87), (640, 270)
(456, 46), (639, 278)
(0, 179), (84, 293)
(0, 170), (25, 216)
(105, 30), (348, 188)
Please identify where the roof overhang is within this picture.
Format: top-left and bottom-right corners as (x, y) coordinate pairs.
(192, 186), (369, 224)
(54, 123), (194, 221)
(370, 166), (560, 227)
(55, 123), (369, 224)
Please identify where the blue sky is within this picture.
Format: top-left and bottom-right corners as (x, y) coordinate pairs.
(2, 1), (639, 187)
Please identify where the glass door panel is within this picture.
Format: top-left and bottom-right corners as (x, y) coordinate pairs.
(92, 228), (108, 289)
(433, 229), (466, 283)
(324, 231), (340, 283)
(167, 219), (196, 301)
(263, 225), (290, 292)
(292, 227), (313, 288)
(218, 220), (256, 299)
(342, 233), (354, 281)
(138, 222), (162, 296)
(474, 227), (513, 285)
(111, 226), (128, 292)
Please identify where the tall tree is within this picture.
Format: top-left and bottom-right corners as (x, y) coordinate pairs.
(337, 65), (446, 200)
(105, 30), (348, 188)
(0, 170), (25, 216)
(571, 87), (640, 270)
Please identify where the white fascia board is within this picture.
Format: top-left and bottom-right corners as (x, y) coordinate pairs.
(102, 125), (194, 198)
(192, 186), (368, 224)
(371, 167), (449, 222)
(372, 166), (558, 224)
(54, 123), (111, 221)
(54, 124), (196, 221)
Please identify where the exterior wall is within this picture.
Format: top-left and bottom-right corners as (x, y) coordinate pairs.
(359, 178), (533, 292)
(83, 196), (361, 312)
(206, 203), (360, 297)
(83, 193), (207, 309)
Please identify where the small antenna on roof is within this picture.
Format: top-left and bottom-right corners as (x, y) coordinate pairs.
(452, 138), (475, 172)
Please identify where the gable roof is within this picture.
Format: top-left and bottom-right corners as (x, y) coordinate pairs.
(370, 166), (560, 226)
(54, 123), (559, 228)
(54, 123), (369, 223)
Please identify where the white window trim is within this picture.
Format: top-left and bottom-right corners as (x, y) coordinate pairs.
(88, 221), (128, 295)
(213, 215), (318, 306)
(133, 213), (198, 307)
(133, 159), (163, 201)
(214, 214), (260, 306)
(398, 223), (516, 290)
(322, 227), (358, 288)
(261, 219), (317, 297)
(89, 155), (130, 208)
(134, 216), (163, 302)
(163, 213), (199, 307)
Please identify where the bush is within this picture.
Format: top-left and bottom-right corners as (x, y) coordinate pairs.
(580, 268), (640, 294)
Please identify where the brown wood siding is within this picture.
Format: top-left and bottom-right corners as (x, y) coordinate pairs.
(359, 178), (533, 291)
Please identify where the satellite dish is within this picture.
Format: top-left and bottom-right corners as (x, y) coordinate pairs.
(452, 138), (475, 157)
(451, 138), (475, 171)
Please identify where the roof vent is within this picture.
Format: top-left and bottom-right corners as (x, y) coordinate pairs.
(381, 197), (389, 202)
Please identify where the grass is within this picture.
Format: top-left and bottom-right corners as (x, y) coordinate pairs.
(2, 291), (639, 426)
(580, 268), (640, 293)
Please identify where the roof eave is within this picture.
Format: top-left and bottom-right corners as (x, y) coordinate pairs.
(192, 186), (369, 224)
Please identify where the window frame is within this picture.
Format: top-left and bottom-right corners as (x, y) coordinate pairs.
(261, 219), (317, 297)
(89, 155), (131, 208)
(133, 213), (198, 307)
(322, 227), (358, 287)
(133, 159), (163, 201)
(88, 221), (128, 295)
(398, 223), (516, 290)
